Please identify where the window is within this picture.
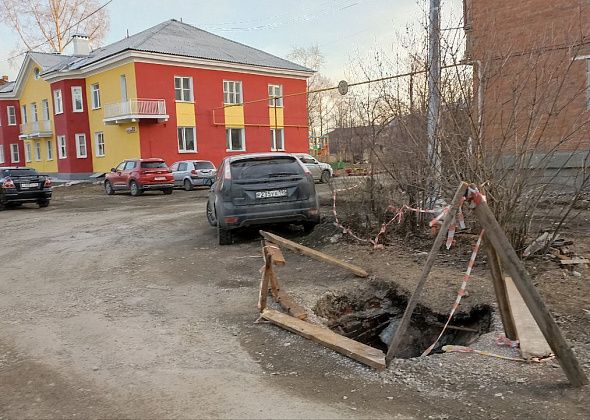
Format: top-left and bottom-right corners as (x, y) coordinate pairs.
(10, 144), (19, 163)
(178, 162), (188, 171)
(24, 143), (31, 162)
(174, 76), (193, 101)
(46, 140), (53, 160)
(21, 104), (27, 124)
(72, 86), (83, 112)
(91, 84), (101, 109)
(7, 106), (16, 125)
(270, 128), (284, 151)
(57, 135), (67, 159)
(123, 161), (136, 170)
(223, 80), (242, 104)
(42, 99), (50, 121)
(75, 133), (87, 158)
(177, 127), (196, 152)
(34, 141), (41, 161)
(120, 75), (127, 101)
(31, 102), (38, 122)
(53, 89), (63, 114)
(95, 132), (105, 157)
(0, 146), (4, 163)
(33, 67), (40, 79)
(226, 128), (245, 151)
(268, 84), (283, 107)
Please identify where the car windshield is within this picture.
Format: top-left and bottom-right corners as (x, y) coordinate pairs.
(194, 161), (215, 170)
(2, 168), (38, 177)
(230, 157), (304, 180)
(141, 161), (167, 169)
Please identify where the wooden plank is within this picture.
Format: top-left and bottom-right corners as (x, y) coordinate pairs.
(265, 243), (286, 266)
(504, 276), (552, 359)
(472, 195), (588, 387)
(261, 308), (386, 370)
(559, 258), (589, 265)
(259, 230), (369, 278)
(385, 182), (469, 364)
(485, 241), (518, 340)
(257, 242), (272, 312)
(275, 289), (308, 320)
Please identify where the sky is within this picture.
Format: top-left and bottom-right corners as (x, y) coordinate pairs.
(0, 0), (462, 82)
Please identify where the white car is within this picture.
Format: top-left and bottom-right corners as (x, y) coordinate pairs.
(294, 153), (333, 183)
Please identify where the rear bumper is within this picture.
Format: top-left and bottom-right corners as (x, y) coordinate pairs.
(2, 189), (52, 203)
(189, 176), (215, 186)
(141, 183), (174, 190)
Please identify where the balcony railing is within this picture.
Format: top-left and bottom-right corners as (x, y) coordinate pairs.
(103, 98), (169, 124)
(19, 120), (52, 139)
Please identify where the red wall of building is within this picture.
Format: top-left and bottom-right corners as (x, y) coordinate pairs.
(134, 62), (309, 168)
(51, 79), (93, 173)
(0, 99), (24, 165)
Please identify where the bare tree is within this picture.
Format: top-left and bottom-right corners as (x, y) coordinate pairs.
(0, 0), (110, 55)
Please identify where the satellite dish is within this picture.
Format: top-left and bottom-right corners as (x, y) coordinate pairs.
(337, 80), (348, 96)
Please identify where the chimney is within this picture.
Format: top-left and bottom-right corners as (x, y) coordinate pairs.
(72, 34), (90, 56)
(0, 75), (8, 86)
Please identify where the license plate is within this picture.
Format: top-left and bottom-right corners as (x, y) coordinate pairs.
(20, 183), (38, 189)
(256, 189), (288, 199)
(154, 176), (166, 181)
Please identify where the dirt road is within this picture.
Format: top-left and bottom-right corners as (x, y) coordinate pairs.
(1, 184), (588, 418)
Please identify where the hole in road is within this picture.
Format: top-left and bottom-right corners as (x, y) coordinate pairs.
(313, 281), (493, 358)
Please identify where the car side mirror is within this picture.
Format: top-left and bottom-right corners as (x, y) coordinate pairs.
(110, 168), (116, 172)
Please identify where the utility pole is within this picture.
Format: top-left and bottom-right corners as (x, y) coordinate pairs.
(426, 0), (441, 207)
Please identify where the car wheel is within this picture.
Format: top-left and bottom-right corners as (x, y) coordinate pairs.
(129, 181), (142, 196)
(218, 225), (233, 245)
(206, 201), (217, 226)
(320, 170), (331, 183)
(163, 188), (173, 195)
(183, 179), (193, 191)
(303, 221), (318, 233)
(105, 181), (115, 195)
(0, 200), (5, 211)
(38, 200), (50, 208)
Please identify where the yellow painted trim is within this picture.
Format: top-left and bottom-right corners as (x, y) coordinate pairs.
(268, 107), (284, 128)
(176, 102), (196, 126)
(224, 105), (244, 127)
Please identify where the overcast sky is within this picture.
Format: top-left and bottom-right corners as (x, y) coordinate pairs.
(0, 0), (462, 82)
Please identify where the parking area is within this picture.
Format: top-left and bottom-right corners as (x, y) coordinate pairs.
(1, 184), (589, 418)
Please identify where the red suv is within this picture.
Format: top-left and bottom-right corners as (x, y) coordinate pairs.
(104, 158), (174, 196)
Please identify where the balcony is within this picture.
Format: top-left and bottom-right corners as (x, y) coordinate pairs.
(19, 120), (52, 139)
(103, 99), (169, 125)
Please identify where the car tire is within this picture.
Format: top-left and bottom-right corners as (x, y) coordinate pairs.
(320, 170), (331, 183)
(183, 179), (193, 191)
(37, 200), (50, 208)
(163, 188), (173, 195)
(303, 221), (318, 233)
(218, 225), (233, 245)
(129, 181), (142, 196)
(0, 200), (5, 211)
(105, 181), (115, 195)
(206, 201), (217, 226)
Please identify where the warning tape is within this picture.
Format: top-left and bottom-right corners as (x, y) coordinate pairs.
(421, 229), (485, 356)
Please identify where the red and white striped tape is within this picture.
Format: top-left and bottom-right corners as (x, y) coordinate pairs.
(421, 229), (485, 356)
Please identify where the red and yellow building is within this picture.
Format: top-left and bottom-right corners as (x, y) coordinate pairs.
(0, 20), (312, 178)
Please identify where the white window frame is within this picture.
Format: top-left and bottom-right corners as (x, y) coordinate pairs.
(41, 99), (50, 121)
(53, 89), (63, 114)
(75, 133), (87, 158)
(71, 86), (84, 112)
(57, 135), (67, 159)
(31, 102), (38, 122)
(34, 141), (41, 161)
(46, 139), (53, 160)
(10, 144), (19, 163)
(21, 104), (27, 124)
(0, 145), (4, 164)
(91, 83), (101, 109)
(270, 128), (285, 151)
(177, 127), (197, 152)
(226, 128), (245, 152)
(223, 80), (242, 104)
(7, 106), (16, 125)
(95, 132), (105, 157)
(24, 142), (31, 162)
(268, 84), (283, 107)
(174, 76), (194, 102)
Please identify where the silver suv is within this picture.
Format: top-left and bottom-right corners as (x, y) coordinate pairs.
(294, 153), (333, 183)
(170, 160), (217, 191)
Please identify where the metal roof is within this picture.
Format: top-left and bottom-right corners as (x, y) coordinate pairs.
(0, 81), (15, 94)
(44, 19), (312, 75)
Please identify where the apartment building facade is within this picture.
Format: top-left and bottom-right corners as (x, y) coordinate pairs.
(0, 20), (312, 178)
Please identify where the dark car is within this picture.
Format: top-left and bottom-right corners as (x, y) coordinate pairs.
(0, 166), (52, 210)
(104, 158), (174, 196)
(206, 153), (320, 245)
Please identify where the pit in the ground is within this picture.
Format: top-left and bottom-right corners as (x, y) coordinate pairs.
(313, 281), (493, 358)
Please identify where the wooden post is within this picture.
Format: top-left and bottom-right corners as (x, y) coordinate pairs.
(385, 182), (469, 364)
(484, 241), (518, 340)
(257, 242), (272, 312)
(471, 194), (588, 387)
